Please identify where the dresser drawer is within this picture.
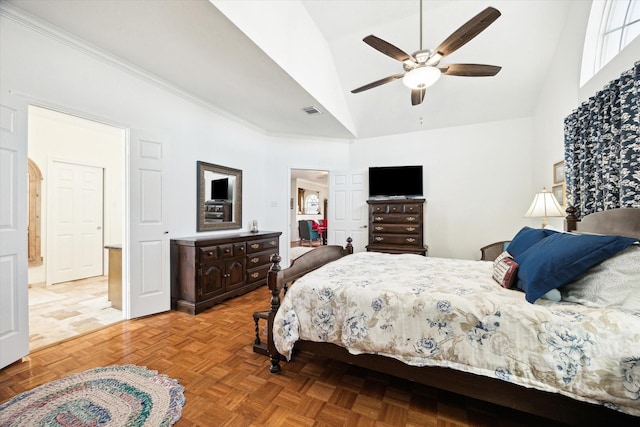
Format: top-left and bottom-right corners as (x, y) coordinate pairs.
(371, 213), (421, 224)
(247, 251), (276, 268)
(371, 223), (421, 234)
(199, 246), (219, 262)
(198, 243), (239, 262)
(403, 204), (421, 214)
(218, 244), (234, 258)
(246, 264), (270, 284)
(247, 237), (279, 254)
(371, 234), (421, 245)
(234, 243), (246, 256)
(371, 203), (422, 214)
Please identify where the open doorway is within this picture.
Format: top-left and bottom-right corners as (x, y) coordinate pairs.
(27, 106), (125, 350)
(290, 169), (328, 260)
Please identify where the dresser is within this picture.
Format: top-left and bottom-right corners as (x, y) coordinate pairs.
(366, 199), (428, 256)
(170, 231), (281, 314)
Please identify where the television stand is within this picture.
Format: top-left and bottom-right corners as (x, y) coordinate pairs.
(366, 198), (428, 256)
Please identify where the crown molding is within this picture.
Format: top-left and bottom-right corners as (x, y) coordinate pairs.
(0, 2), (268, 136)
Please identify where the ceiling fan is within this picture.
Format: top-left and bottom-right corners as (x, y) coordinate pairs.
(351, 2), (502, 106)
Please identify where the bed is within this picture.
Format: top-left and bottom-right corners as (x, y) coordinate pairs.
(265, 207), (640, 425)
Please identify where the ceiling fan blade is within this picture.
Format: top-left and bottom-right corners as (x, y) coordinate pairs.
(351, 73), (405, 93)
(439, 64), (501, 76)
(433, 7), (501, 58)
(363, 35), (416, 63)
(411, 88), (426, 106)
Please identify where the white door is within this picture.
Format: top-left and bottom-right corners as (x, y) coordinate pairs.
(127, 130), (170, 319)
(328, 170), (368, 252)
(0, 95), (29, 369)
(48, 161), (104, 285)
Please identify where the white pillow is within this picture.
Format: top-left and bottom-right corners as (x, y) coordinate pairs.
(561, 245), (640, 308)
(622, 287), (640, 313)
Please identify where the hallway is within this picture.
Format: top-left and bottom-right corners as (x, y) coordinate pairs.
(28, 276), (122, 351)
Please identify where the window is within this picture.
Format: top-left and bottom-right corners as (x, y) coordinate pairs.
(305, 194), (319, 214)
(581, 0), (640, 85)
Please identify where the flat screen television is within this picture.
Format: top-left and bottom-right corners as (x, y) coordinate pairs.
(368, 165), (423, 198)
(211, 178), (229, 200)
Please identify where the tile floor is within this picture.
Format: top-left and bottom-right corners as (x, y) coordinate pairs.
(28, 276), (123, 351)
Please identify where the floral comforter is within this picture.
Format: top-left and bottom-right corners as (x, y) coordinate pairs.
(273, 251), (640, 416)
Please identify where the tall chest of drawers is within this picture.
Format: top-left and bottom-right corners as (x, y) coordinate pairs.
(366, 199), (427, 256)
(170, 231), (281, 314)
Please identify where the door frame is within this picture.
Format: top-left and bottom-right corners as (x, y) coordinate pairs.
(27, 103), (129, 314)
(288, 168), (329, 255)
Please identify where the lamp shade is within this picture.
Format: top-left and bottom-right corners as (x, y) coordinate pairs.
(402, 66), (441, 89)
(524, 188), (565, 227)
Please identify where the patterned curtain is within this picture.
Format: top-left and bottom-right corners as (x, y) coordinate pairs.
(563, 61), (640, 218)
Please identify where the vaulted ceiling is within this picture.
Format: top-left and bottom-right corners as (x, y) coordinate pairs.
(4, 0), (573, 139)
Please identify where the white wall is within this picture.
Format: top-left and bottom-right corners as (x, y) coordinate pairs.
(27, 106), (124, 285)
(0, 13), (350, 271)
(350, 117), (535, 260)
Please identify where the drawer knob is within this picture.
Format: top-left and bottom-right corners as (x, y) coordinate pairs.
(251, 257), (259, 264)
(406, 216), (416, 221)
(207, 251), (214, 256)
(375, 216), (383, 221)
(405, 227), (416, 232)
(251, 272), (259, 278)
(374, 226), (384, 231)
(224, 249), (231, 254)
(406, 238), (416, 243)
(375, 237), (384, 241)
(251, 244), (260, 249)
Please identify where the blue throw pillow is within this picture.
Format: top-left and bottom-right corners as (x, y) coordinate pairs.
(514, 232), (638, 303)
(507, 226), (558, 258)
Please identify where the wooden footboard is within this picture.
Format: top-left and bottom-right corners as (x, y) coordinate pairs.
(266, 238), (353, 373)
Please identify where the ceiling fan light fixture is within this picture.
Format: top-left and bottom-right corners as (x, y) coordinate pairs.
(402, 66), (441, 89)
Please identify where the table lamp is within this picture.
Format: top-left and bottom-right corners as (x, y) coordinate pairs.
(524, 187), (565, 228)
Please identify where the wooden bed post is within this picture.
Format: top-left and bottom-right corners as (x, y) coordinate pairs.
(565, 205), (579, 232)
(345, 237), (354, 254)
(266, 238), (354, 374)
(267, 253), (282, 373)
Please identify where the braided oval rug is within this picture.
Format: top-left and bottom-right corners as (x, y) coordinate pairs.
(0, 365), (185, 426)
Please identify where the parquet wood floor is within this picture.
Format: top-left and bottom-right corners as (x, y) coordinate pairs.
(0, 287), (566, 426)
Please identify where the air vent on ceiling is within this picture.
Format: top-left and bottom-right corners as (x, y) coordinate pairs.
(302, 106), (322, 115)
